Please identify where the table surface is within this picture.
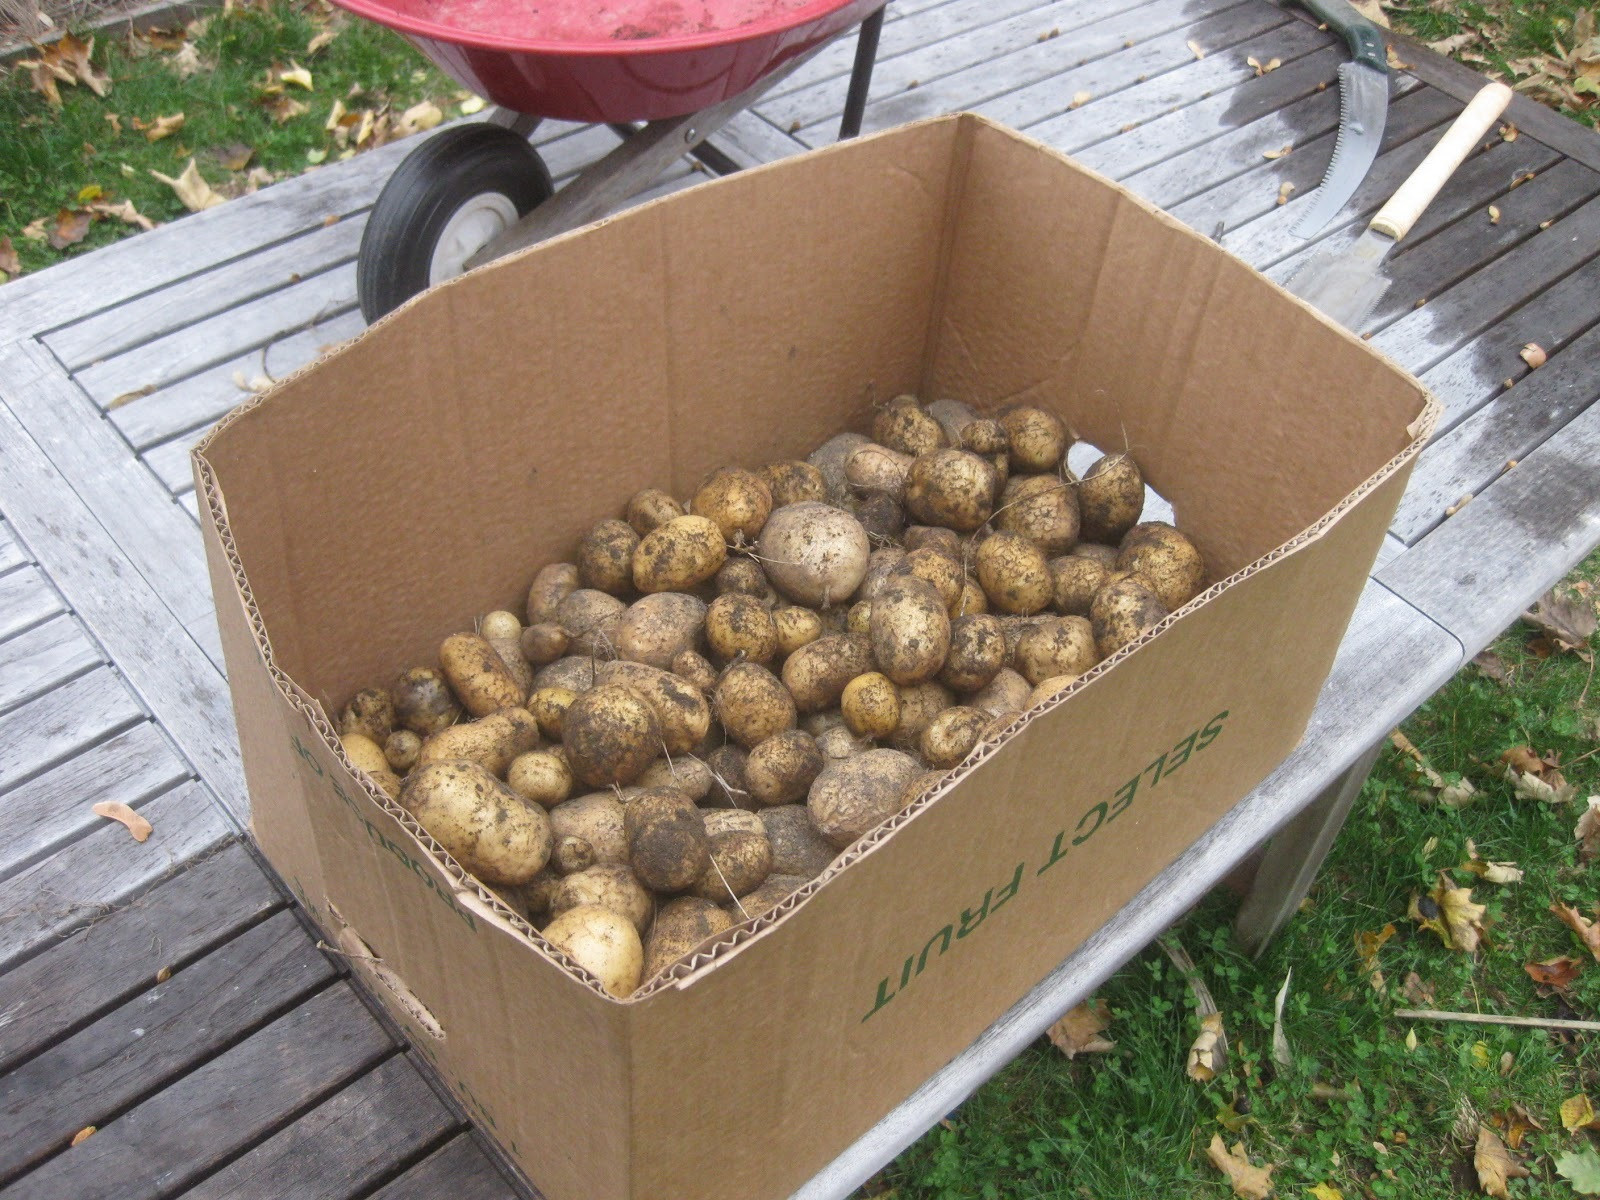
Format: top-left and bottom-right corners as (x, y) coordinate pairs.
(2, 0), (1599, 1196)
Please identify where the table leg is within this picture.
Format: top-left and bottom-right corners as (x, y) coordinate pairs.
(1233, 740), (1383, 956)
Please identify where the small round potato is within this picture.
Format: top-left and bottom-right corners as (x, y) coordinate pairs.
(384, 729), (422, 772)
(339, 688), (394, 746)
(1014, 616), (1099, 685)
(1000, 406), (1071, 473)
(939, 613), (1006, 693)
(887, 680), (955, 754)
(615, 592), (708, 670)
(768, 608), (821, 659)
(855, 491), (907, 545)
(757, 502), (871, 608)
(714, 662), (797, 748)
(549, 791), (627, 864)
(520, 622), (570, 667)
(704, 809), (765, 838)
(975, 531), (1053, 615)
(807, 432), (873, 508)
(841, 671), (901, 738)
(636, 755), (713, 802)
(845, 443), (914, 502)
(392, 667), (462, 737)
(920, 706), (988, 769)
(506, 748), (575, 809)
(595, 661), (711, 757)
(526, 562), (580, 626)
(807, 749), (920, 847)
(994, 474), (1080, 555)
(715, 557), (774, 600)
(341, 733), (402, 799)
(815, 725), (871, 760)
(692, 829), (773, 901)
(1077, 453), (1145, 544)
(780, 633), (874, 713)
(705, 593), (779, 665)
(692, 467), (773, 544)
(758, 805), (837, 877)
(671, 649), (720, 695)
(552, 835), (596, 875)
(416, 707), (541, 777)
(625, 488), (685, 537)
(555, 589), (626, 659)
(874, 396), (947, 457)
(961, 418), (1010, 456)
(1117, 526), (1205, 611)
(760, 460), (828, 508)
(577, 519), (641, 597)
(440, 632), (525, 717)
(401, 760), (552, 886)
(846, 600), (873, 636)
(645, 896), (735, 982)
(904, 526), (962, 558)
(870, 576), (952, 686)
(891, 547), (964, 611)
(561, 684), (662, 787)
(1050, 555), (1108, 617)
(1091, 577), (1170, 658)
(550, 864), (654, 935)
(543, 904), (643, 998)
(731, 873), (808, 920)
(704, 743), (752, 808)
(528, 685), (578, 741)
(744, 729), (825, 806)
(904, 449), (997, 533)
(633, 515), (727, 594)
(626, 788), (712, 893)
(970, 667), (1031, 717)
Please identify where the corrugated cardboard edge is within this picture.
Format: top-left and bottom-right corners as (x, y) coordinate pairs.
(192, 111), (1444, 1006)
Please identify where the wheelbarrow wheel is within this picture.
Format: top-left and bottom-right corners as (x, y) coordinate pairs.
(357, 123), (555, 322)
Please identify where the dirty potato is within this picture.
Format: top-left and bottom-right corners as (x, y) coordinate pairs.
(391, 667), (462, 737)
(625, 488), (685, 537)
(970, 667), (1031, 717)
(1014, 616), (1099, 686)
(744, 729), (825, 806)
(401, 760), (552, 886)
(1073, 542), (1120, 568)
(758, 805), (836, 877)
(781, 632), (874, 713)
(555, 589), (626, 658)
(692, 467), (773, 544)
(887, 680), (955, 754)
(527, 684), (578, 741)
(925, 398), (978, 446)
(1050, 555), (1108, 617)
(994, 474), (1080, 555)
(506, 747), (575, 809)
(704, 809), (765, 838)
(691, 830), (773, 901)
(845, 443), (914, 503)
(481, 610), (535, 695)
(756, 502), (871, 608)
(645, 896), (735, 981)
(526, 562), (580, 626)
(593, 661), (710, 756)
(807, 749), (920, 847)
(705, 593), (779, 665)
(904, 449), (997, 533)
(1117, 525), (1205, 611)
(552, 835), (596, 875)
(520, 622), (570, 667)
(633, 515), (727, 594)
(1077, 453), (1145, 544)
(714, 662), (797, 748)
(416, 707), (541, 777)
(440, 632), (525, 717)
(1090, 577), (1169, 658)
(1028, 675), (1078, 707)
(549, 791), (628, 864)
(703, 743), (752, 808)
(577, 519), (641, 597)
(636, 755), (713, 803)
(615, 592), (707, 670)
(715, 557), (774, 600)
(341, 733), (403, 799)
(1000, 406), (1071, 473)
(920, 706), (988, 769)
(870, 576), (952, 686)
(671, 649), (720, 695)
(626, 788), (712, 893)
(561, 684), (662, 786)
(961, 418), (1009, 456)
(339, 687), (394, 746)
(549, 864), (654, 935)
(938, 613), (1006, 693)
(975, 531), (1053, 615)
(807, 431), (872, 508)
(816, 724), (871, 760)
(855, 491), (907, 544)
(891, 547), (965, 612)
(383, 729), (422, 772)
(543, 904), (643, 998)
(731, 873), (808, 920)
(841, 671), (901, 738)
(874, 395), (947, 457)
(760, 460), (828, 508)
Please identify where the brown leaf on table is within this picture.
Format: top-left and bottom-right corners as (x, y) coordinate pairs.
(1247, 55), (1282, 76)
(1520, 343), (1548, 369)
(70, 1125), (96, 1147)
(89, 199), (156, 231)
(91, 800), (152, 841)
(108, 384), (156, 409)
(0, 235), (20, 281)
(1561, 1093), (1600, 1133)
(47, 208), (92, 250)
(1501, 123), (1519, 141)
(1047, 998), (1115, 1058)
(1576, 796), (1600, 861)
(1386, 45), (1412, 71)
(1069, 90), (1092, 109)
(1187, 1011), (1227, 1081)
(1488, 204), (1501, 224)
(1524, 955), (1582, 992)
(1205, 1135), (1275, 1199)
(1263, 144), (1293, 160)
(149, 159), (224, 212)
(1474, 1124), (1529, 1199)
(1551, 901), (1600, 962)
(1276, 181), (1295, 205)
(139, 112), (185, 142)
(1410, 875), (1486, 953)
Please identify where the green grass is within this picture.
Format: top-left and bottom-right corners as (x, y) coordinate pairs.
(0, 0), (453, 273)
(868, 552), (1600, 1199)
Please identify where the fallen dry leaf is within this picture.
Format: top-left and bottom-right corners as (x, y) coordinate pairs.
(1488, 204), (1501, 224)
(48, 208), (91, 250)
(168, 42), (202, 78)
(1440, 777), (1479, 809)
(1187, 1011), (1226, 1082)
(141, 112), (185, 142)
(1410, 875), (1486, 953)
(1509, 767), (1578, 805)
(1046, 999), (1115, 1058)
(1206, 1135), (1275, 1199)
(150, 158), (224, 212)
(1502, 1102), (1543, 1149)
(1501, 123), (1519, 142)
(1356, 923), (1395, 990)
(212, 142), (256, 172)
(89, 199), (156, 231)
(1270, 969), (1292, 1068)
(1524, 955), (1582, 992)
(1520, 342), (1548, 368)
(1386, 45), (1412, 71)
(396, 100), (444, 135)
(1475, 1124), (1529, 1199)
(1557, 1146), (1600, 1195)
(1188, 39), (1206, 59)
(1552, 901), (1600, 962)
(1576, 796), (1600, 861)
(1247, 55), (1282, 76)
(1400, 971), (1435, 1005)
(1562, 1094), (1599, 1133)
(20, 217), (48, 242)
(1460, 840), (1523, 885)
(108, 384), (156, 409)
(1524, 588), (1595, 653)
(260, 94), (309, 124)
(279, 62), (314, 90)
(1069, 90), (1092, 109)
(307, 28), (338, 54)
(0, 235), (20, 281)
(70, 1126), (96, 1147)
(1308, 1185), (1343, 1200)
(1263, 144), (1292, 160)
(91, 800), (152, 841)
(1501, 745), (1545, 775)
(154, 965), (171, 983)
(1428, 32), (1480, 55)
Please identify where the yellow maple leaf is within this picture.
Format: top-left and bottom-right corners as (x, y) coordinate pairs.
(1409, 875), (1486, 952)
(1562, 1093), (1598, 1132)
(1474, 1124), (1529, 1198)
(1308, 1185), (1343, 1200)
(1205, 1135), (1274, 1199)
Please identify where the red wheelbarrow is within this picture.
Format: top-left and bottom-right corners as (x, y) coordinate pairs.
(333, 0), (888, 320)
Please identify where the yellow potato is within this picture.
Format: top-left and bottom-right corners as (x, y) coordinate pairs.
(703, 809), (765, 838)
(715, 557), (775, 600)
(952, 577), (989, 618)
(758, 804), (837, 877)
(594, 660), (711, 756)
(416, 707), (541, 777)
(974, 531), (1053, 615)
(1050, 555), (1108, 617)
(1014, 616), (1098, 685)
(857, 547), (907, 601)
(807, 749), (920, 847)
(1117, 526), (1206, 611)
(506, 748), (574, 809)
(781, 633), (874, 713)
(869, 576), (952, 686)
(440, 632), (525, 717)
(625, 488), (685, 537)
(730, 873), (808, 920)
(970, 667), (1030, 718)
(577, 519), (641, 596)
(692, 467), (774, 543)
(543, 904), (643, 998)
(920, 706), (988, 769)
(1028, 675), (1078, 708)
(633, 515), (727, 593)
(644, 896), (735, 982)
(555, 589), (626, 658)
(671, 649), (721, 695)
(561, 684), (662, 786)
(887, 679), (955, 754)
(383, 729), (422, 772)
(845, 443), (913, 503)
(960, 418), (1009, 455)
(1073, 542), (1120, 568)
(1090, 577), (1169, 658)
(520, 621), (570, 667)
(528, 685), (578, 741)
(637, 755), (714, 802)
(703, 743), (752, 808)
(891, 547), (964, 611)
(714, 662), (796, 748)
(874, 395), (946, 457)
(938, 613), (1006, 693)
(1000, 406), (1070, 473)
(841, 671), (901, 738)
(549, 791), (628, 864)
(691, 830), (774, 902)
(400, 760), (552, 886)
(904, 449), (997, 532)
(615, 592), (708, 670)
(807, 431), (873, 508)
(1077, 452), (1145, 544)
(705, 592), (779, 665)
(549, 864), (655, 935)
(744, 729), (825, 806)
(552, 835), (596, 875)
(772, 607), (825, 658)
(391, 667), (461, 737)
(341, 733), (403, 799)
(994, 474), (1080, 556)
(903, 526), (962, 558)
(759, 460), (827, 507)
(526, 562), (580, 625)
(339, 687), (394, 746)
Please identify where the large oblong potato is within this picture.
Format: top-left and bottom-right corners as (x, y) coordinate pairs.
(744, 729), (825, 806)
(975, 531), (1053, 615)
(614, 592), (707, 670)
(1014, 616), (1099, 685)
(594, 661), (710, 757)
(400, 760), (553, 886)
(903, 449), (997, 533)
(807, 749), (920, 847)
(561, 684), (662, 786)
(645, 897), (735, 982)
(714, 662), (797, 748)
(440, 632), (525, 717)
(756, 502), (871, 608)
(526, 562), (580, 626)
(781, 632), (874, 713)
(1091, 577), (1169, 658)
(549, 791), (628, 864)
(416, 707), (541, 777)
(633, 515), (727, 594)
(543, 904), (643, 998)
(869, 576), (952, 686)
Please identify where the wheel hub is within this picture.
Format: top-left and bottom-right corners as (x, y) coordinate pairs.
(428, 192), (520, 285)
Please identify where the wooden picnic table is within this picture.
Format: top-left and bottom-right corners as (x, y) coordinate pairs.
(1, 0), (1598, 1195)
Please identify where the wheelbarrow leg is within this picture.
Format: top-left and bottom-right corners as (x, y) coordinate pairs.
(487, 109), (544, 139)
(609, 122), (744, 177)
(839, 5), (886, 140)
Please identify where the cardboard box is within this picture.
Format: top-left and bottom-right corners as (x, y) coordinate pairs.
(196, 114), (1437, 1200)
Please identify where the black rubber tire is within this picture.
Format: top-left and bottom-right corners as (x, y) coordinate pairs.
(357, 123), (554, 322)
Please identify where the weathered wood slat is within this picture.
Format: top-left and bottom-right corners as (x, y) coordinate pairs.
(0, 911), (335, 1183)
(144, 427), (222, 499)
(0, 842), (279, 1074)
(0, 721), (188, 887)
(74, 265), (358, 407)
(0, 668), (144, 796)
(0, 984), (393, 1200)
(1380, 395), (1600, 652)
(1168, 83), (1457, 243)
(180, 1054), (460, 1200)
(0, 565), (63, 644)
(45, 218), (366, 375)
(1389, 319), (1600, 546)
(0, 390), (248, 816)
(0, 615), (102, 716)
(816, 0), (1278, 145)
(797, 581), (1463, 1200)
(366, 1135), (525, 1200)
(0, 783), (231, 972)
(1367, 189), (1600, 374)
(0, 522), (25, 576)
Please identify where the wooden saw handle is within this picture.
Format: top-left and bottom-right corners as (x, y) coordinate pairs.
(1369, 81), (1513, 241)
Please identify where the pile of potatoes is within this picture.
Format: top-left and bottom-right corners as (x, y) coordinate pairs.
(334, 397), (1206, 999)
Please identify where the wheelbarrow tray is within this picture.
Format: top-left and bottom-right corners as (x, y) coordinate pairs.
(332, 0), (883, 120)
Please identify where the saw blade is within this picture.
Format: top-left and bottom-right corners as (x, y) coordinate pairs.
(1293, 61), (1390, 239)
